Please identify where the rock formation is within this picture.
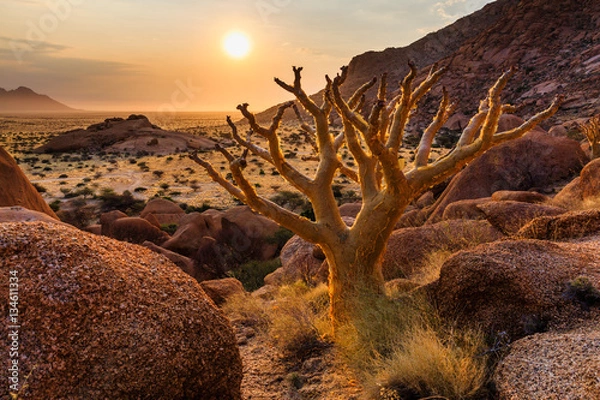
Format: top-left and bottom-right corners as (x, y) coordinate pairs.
(0, 221), (242, 399)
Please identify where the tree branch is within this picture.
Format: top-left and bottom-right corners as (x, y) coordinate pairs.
(415, 88), (455, 167)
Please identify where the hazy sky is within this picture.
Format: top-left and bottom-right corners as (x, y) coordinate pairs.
(0, 0), (492, 111)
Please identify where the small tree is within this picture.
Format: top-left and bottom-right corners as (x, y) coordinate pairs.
(190, 64), (560, 329)
(580, 114), (600, 159)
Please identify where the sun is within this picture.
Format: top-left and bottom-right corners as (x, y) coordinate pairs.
(223, 31), (251, 59)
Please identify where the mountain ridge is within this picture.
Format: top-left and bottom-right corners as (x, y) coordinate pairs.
(255, 0), (600, 131)
(0, 86), (78, 112)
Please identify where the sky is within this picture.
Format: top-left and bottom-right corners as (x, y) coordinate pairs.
(0, 0), (493, 112)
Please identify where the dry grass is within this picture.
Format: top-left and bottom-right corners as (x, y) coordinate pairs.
(413, 249), (454, 286)
(226, 280), (488, 399)
(334, 291), (487, 400)
(371, 326), (487, 399)
(224, 282), (330, 358)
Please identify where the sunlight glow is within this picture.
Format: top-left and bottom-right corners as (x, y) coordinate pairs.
(223, 31), (251, 59)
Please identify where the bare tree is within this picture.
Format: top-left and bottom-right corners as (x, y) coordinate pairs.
(190, 64), (561, 329)
(580, 114), (600, 159)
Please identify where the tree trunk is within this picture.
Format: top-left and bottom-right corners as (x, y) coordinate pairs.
(324, 242), (386, 330)
(323, 198), (409, 331)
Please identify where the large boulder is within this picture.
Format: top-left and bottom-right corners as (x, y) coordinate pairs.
(382, 220), (504, 281)
(99, 210), (128, 236)
(490, 190), (550, 204)
(140, 197), (185, 226)
(0, 146), (58, 219)
(427, 132), (588, 222)
(142, 241), (216, 283)
(581, 158), (600, 200)
(441, 198), (491, 221)
(219, 206), (280, 261)
(199, 278), (246, 306)
(517, 209), (600, 240)
(433, 238), (600, 339)
(477, 201), (566, 235)
(162, 211), (223, 257)
(493, 328), (600, 399)
(107, 216), (171, 245)
(553, 158), (600, 209)
(264, 235), (323, 286)
(0, 206), (69, 226)
(0, 222), (242, 399)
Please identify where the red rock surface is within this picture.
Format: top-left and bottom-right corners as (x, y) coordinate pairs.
(0, 146), (58, 219)
(0, 221), (242, 399)
(433, 238), (600, 339)
(34, 115), (216, 155)
(477, 200), (566, 235)
(517, 209), (600, 240)
(427, 132), (588, 222)
(382, 219), (504, 280)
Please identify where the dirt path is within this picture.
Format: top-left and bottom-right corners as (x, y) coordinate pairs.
(233, 324), (363, 400)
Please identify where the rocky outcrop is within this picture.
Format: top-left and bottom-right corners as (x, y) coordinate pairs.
(106, 216), (171, 245)
(264, 235), (324, 286)
(491, 190), (550, 204)
(0, 206), (68, 226)
(554, 158), (600, 208)
(258, 0), (600, 130)
(477, 201), (566, 235)
(517, 209), (600, 240)
(427, 132), (588, 222)
(200, 278), (246, 306)
(382, 220), (504, 280)
(493, 328), (600, 399)
(0, 146), (58, 219)
(34, 115), (216, 155)
(0, 222), (242, 399)
(140, 197), (185, 226)
(433, 238), (600, 339)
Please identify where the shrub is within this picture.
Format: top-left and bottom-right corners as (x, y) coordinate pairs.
(97, 188), (145, 214)
(222, 293), (270, 331)
(265, 227), (294, 253)
(160, 223), (178, 236)
(32, 183), (47, 193)
(49, 200), (61, 212)
(229, 258), (282, 292)
(565, 275), (600, 307)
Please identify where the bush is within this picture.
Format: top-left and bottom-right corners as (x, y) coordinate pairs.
(565, 275), (600, 307)
(49, 200), (61, 212)
(97, 188), (145, 214)
(229, 258), (282, 292)
(265, 227), (294, 253)
(32, 183), (47, 193)
(160, 223), (178, 236)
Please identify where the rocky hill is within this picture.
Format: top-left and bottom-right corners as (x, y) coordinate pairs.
(34, 114), (217, 155)
(256, 0), (600, 131)
(0, 86), (77, 112)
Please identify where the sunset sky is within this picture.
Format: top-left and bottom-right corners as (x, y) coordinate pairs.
(0, 0), (492, 112)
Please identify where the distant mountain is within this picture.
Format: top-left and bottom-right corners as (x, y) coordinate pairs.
(257, 0), (600, 130)
(0, 86), (77, 112)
